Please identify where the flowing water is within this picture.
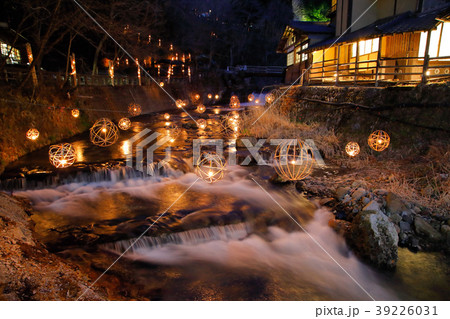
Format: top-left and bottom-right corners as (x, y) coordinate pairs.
(1, 106), (448, 301)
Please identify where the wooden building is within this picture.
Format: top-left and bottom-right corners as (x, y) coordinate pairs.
(279, 0), (450, 85)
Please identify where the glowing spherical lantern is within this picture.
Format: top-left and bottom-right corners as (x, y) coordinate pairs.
(193, 93), (201, 101)
(248, 94), (255, 102)
(273, 139), (314, 181)
(255, 99), (260, 104)
(345, 142), (360, 157)
(128, 103), (142, 116)
(90, 118), (119, 147)
(118, 117), (131, 130)
(49, 143), (76, 168)
(195, 153), (226, 183)
(229, 96), (240, 109)
(220, 113), (241, 138)
(265, 93), (275, 104)
(71, 109), (80, 118)
(164, 113), (171, 120)
(176, 99), (184, 109)
(159, 82), (165, 87)
(214, 94), (220, 100)
(197, 104), (206, 113)
(207, 93), (213, 99)
(368, 130), (390, 152)
(197, 119), (207, 129)
(26, 128), (39, 141)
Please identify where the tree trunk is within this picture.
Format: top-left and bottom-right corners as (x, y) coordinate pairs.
(92, 34), (107, 75)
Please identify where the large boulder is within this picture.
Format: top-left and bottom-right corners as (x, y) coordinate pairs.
(348, 210), (399, 269)
(414, 217), (443, 242)
(385, 192), (406, 214)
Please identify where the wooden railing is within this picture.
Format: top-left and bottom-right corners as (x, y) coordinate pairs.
(0, 67), (189, 87)
(307, 55), (450, 85)
(227, 65), (285, 75)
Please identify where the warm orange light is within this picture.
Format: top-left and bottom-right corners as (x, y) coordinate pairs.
(71, 109), (80, 118)
(26, 128), (39, 141)
(164, 113), (170, 120)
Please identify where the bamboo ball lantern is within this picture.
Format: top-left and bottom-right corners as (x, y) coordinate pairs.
(197, 104), (206, 113)
(197, 119), (207, 129)
(159, 82), (165, 87)
(368, 130), (390, 152)
(255, 98), (260, 104)
(208, 93), (213, 99)
(265, 93), (275, 104)
(220, 114), (241, 138)
(176, 99), (184, 109)
(214, 94), (220, 100)
(164, 113), (171, 120)
(26, 128), (39, 141)
(229, 96), (240, 108)
(193, 93), (201, 101)
(248, 94), (255, 102)
(128, 103), (142, 116)
(195, 153), (226, 183)
(345, 142), (360, 157)
(118, 117), (131, 130)
(273, 139), (314, 181)
(90, 118), (119, 147)
(49, 143), (76, 168)
(71, 109), (80, 118)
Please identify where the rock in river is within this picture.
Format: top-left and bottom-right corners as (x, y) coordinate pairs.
(348, 210), (399, 269)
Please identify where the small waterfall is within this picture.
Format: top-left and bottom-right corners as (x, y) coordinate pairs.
(103, 223), (251, 255)
(1, 158), (189, 191)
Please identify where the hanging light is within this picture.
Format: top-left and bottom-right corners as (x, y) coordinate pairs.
(345, 142), (360, 157)
(90, 118), (119, 147)
(368, 130), (390, 152)
(195, 153), (226, 183)
(128, 103), (142, 117)
(196, 104), (206, 113)
(273, 140), (314, 181)
(176, 99), (184, 109)
(71, 109), (80, 118)
(26, 128), (39, 141)
(49, 143), (76, 168)
(197, 119), (207, 129)
(118, 118), (132, 130)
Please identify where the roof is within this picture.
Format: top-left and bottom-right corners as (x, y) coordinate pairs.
(306, 4), (450, 53)
(287, 21), (334, 34)
(277, 20), (334, 53)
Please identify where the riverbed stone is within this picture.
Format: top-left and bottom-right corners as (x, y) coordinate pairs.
(401, 210), (414, 224)
(362, 197), (371, 205)
(352, 188), (367, 201)
(390, 213), (402, 224)
(414, 217), (443, 242)
(362, 200), (380, 213)
(386, 192), (406, 214)
(441, 225), (450, 247)
(348, 210), (399, 269)
(351, 180), (368, 188)
(399, 221), (411, 232)
(335, 187), (350, 200)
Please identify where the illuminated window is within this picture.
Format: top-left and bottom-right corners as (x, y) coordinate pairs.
(301, 43), (309, 62)
(287, 51), (294, 66)
(419, 22), (450, 58)
(0, 41), (21, 64)
(351, 38), (379, 57)
(295, 46), (301, 63)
